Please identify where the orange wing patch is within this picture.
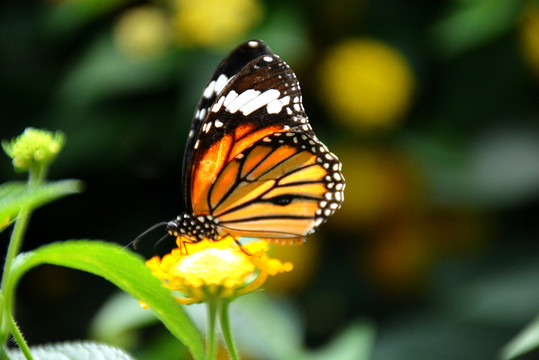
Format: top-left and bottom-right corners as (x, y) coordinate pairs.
(234, 123), (255, 140)
(191, 134), (233, 214)
(191, 124), (284, 213)
(213, 179), (275, 216)
(247, 145), (297, 180)
(279, 164), (327, 185)
(228, 125), (283, 161)
(241, 145), (273, 178)
(210, 160), (241, 209)
(217, 199), (320, 222)
(259, 151), (317, 181)
(221, 218), (317, 238)
(262, 183), (327, 199)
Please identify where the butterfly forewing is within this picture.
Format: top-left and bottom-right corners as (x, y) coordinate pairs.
(181, 40), (274, 188)
(185, 43), (314, 215)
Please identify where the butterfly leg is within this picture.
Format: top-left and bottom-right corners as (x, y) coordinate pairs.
(232, 237), (252, 256)
(178, 236), (199, 255)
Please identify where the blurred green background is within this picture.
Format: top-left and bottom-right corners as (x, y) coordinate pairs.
(1, 0), (539, 359)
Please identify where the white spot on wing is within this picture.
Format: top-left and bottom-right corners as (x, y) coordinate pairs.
(214, 74), (229, 95)
(240, 89), (281, 115)
(226, 89), (260, 113)
(223, 90), (238, 107)
(215, 119), (224, 128)
(198, 108), (206, 120)
(267, 95), (291, 114)
(203, 80), (216, 99)
(212, 96), (226, 112)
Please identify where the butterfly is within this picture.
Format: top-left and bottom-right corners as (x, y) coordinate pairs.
(160, 40), (344, 247)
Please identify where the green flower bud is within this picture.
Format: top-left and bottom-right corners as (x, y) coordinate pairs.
(2, 128), (65, 172)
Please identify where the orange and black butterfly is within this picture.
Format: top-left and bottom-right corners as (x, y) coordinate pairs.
(161, 40), (344, 246)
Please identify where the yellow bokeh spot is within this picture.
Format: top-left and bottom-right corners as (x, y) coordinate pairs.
(330, 145), (425, 228)
(520, 3), (539, 79)
(114, 6), (171, 59)
(361, 210), (489, 297)
(173, 0), (262, 48)
(319, 38), (415, 130)
(363, 219), (437, 296)
(264, 235), (321, 294)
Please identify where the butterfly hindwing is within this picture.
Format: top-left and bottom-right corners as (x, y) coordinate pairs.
(208, 131), (344, 242)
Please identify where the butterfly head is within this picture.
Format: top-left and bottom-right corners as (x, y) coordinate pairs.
(167, 213), (219, 243)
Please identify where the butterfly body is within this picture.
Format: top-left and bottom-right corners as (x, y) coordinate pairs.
(166, 40), (344, 245)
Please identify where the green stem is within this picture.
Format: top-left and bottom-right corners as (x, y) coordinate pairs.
(0, 345), (10, 360)
(29, 163), (46, 185)
(206, 300), (218, 360)
(0, 207), (31, 342)
(9, 316), (33, 360)
(219, 300), (239, 360)
(0, 165), (43, 349)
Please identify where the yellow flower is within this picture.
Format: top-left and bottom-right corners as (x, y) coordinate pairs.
(520, 3), (539, 79)
(173, 0), (262, 48)
(319, 38), (415, 130)
(144, 236), (292, 304)
(2, 128), (65, 172)
(114, 6), (171, 59)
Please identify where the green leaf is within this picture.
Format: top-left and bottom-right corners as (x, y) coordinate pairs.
(0, 180), (82, 228)
(303, 321), (376, 360)
(224, 293), (304, 359)
(501, 315), (539, 360)
(9, 241), (205, 360)
(89, 291), (159, 348)
(224, 294), (375, 360)
(7, 341), (136, 360)
(44, 0), (129, 37)
(430, 0), (523, 59)
(55, 35), (179, 109)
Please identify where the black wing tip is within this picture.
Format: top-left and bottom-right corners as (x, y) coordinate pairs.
(240, 39), (267, 49)
(230, 39), (273, 60)
(245, 39), (266, 48)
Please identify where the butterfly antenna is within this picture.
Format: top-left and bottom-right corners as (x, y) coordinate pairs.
(127, 221), (169, 250)
(153, 232), (175, 254)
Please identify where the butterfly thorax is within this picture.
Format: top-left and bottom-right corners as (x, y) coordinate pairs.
(167, 213), (219, 243)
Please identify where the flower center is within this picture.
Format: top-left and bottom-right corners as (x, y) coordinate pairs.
(172, 248), (255, 287)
